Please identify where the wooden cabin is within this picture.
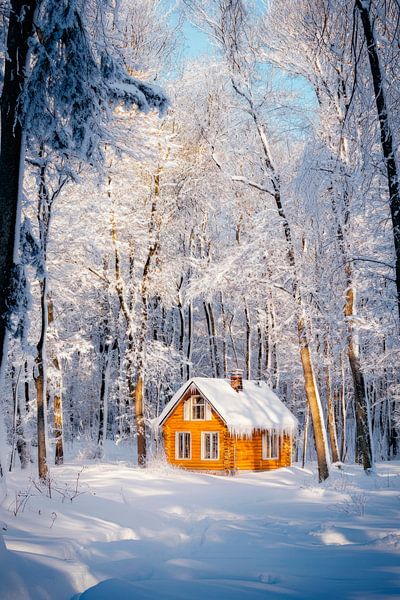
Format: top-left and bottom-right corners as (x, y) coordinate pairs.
(155, 371), (297, 473)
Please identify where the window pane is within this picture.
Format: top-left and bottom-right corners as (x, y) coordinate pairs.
(179, 434), (183, 457)
(271, 433), (279, 458)
(205, 433), (211, 458)
(212, 433), (218, 459)
(184, 433), (190, 458)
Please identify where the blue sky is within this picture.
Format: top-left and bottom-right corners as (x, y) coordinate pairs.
(182, 21), (212, 58)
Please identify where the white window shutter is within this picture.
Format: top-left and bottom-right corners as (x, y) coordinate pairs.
(205, 401), (212, 420)
(183, 399), (190, 421)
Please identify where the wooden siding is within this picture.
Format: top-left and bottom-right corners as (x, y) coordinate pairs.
(162, 386), (293, 472)
(231, 431), (292, 471)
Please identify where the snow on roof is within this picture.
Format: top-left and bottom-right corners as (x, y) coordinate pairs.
(155, 377), (298, 436)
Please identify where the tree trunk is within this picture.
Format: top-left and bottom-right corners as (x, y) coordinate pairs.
(230, 71), (329, 478)
(344, 278), (373, 470)
(339, 351), (347, 462)
(53, 393), (63, 465)
(47, 296), (64, 465)
(329, 179), (373, 470)
(204, 301), (221, 377)
(356, 0), (400, 323)
(302, 401), (310, 469)
(177, 277), (185, 380)
(34, 279), (48, 481)
(135, 371), (146, 466)
(9, 364), (29, 470)
(220, 293), (228, 377)
(256, 110), (329, 480)
(186, 301), (193, 381)
(257, 322), (263, 380)
(110, 178), (134, 436)
(298, 316), (330, 481)
(325, 340), (340, 463)
(228, 315), (239, 370)
(244, 300), (251, 379)
(0, 0), (37, 380)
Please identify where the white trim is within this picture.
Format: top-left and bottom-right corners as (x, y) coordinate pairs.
(175, 431), (191, 460)
(157, 380), (227, 427)
(262, 431), (279, 460)
(201, 431), (220, 460)
(183, 399), (190, 421)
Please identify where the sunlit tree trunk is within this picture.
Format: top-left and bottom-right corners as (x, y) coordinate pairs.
(325, 340), (340, 463)
(47, 297), (63, 465)
(34, 278), (48, 480)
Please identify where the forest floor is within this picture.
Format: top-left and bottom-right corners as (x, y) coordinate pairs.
(0, 450), (399, 600)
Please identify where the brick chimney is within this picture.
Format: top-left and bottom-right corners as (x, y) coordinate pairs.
(230, 369), (243, 392)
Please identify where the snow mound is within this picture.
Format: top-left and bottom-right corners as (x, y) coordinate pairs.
(75, 576), (279, 599)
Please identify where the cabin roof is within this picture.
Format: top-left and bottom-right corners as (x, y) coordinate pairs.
(155, 377), (298, 436)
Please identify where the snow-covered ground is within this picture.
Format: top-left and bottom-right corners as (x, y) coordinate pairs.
(1, 454), (400, 599)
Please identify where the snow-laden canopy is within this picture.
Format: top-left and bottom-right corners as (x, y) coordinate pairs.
(155, 377), (298, 436)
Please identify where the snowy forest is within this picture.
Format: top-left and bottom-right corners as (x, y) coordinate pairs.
(0, 1), (400, 598)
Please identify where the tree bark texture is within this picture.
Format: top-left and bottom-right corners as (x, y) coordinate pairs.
(344, 280), (373, 470)
(34, 279), (48, 480)
(48, 297), (64, 465)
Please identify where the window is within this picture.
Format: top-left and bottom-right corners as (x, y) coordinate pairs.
(176, 432), (191, 459)
(262, 431), (279, 460)
(201, 432), (219, 460)
(191, 395), (205, 420)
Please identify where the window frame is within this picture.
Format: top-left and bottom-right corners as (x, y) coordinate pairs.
(175, 431), (192, 460)
(201, 431), (220, 461)
(262, 431), (279, 460)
